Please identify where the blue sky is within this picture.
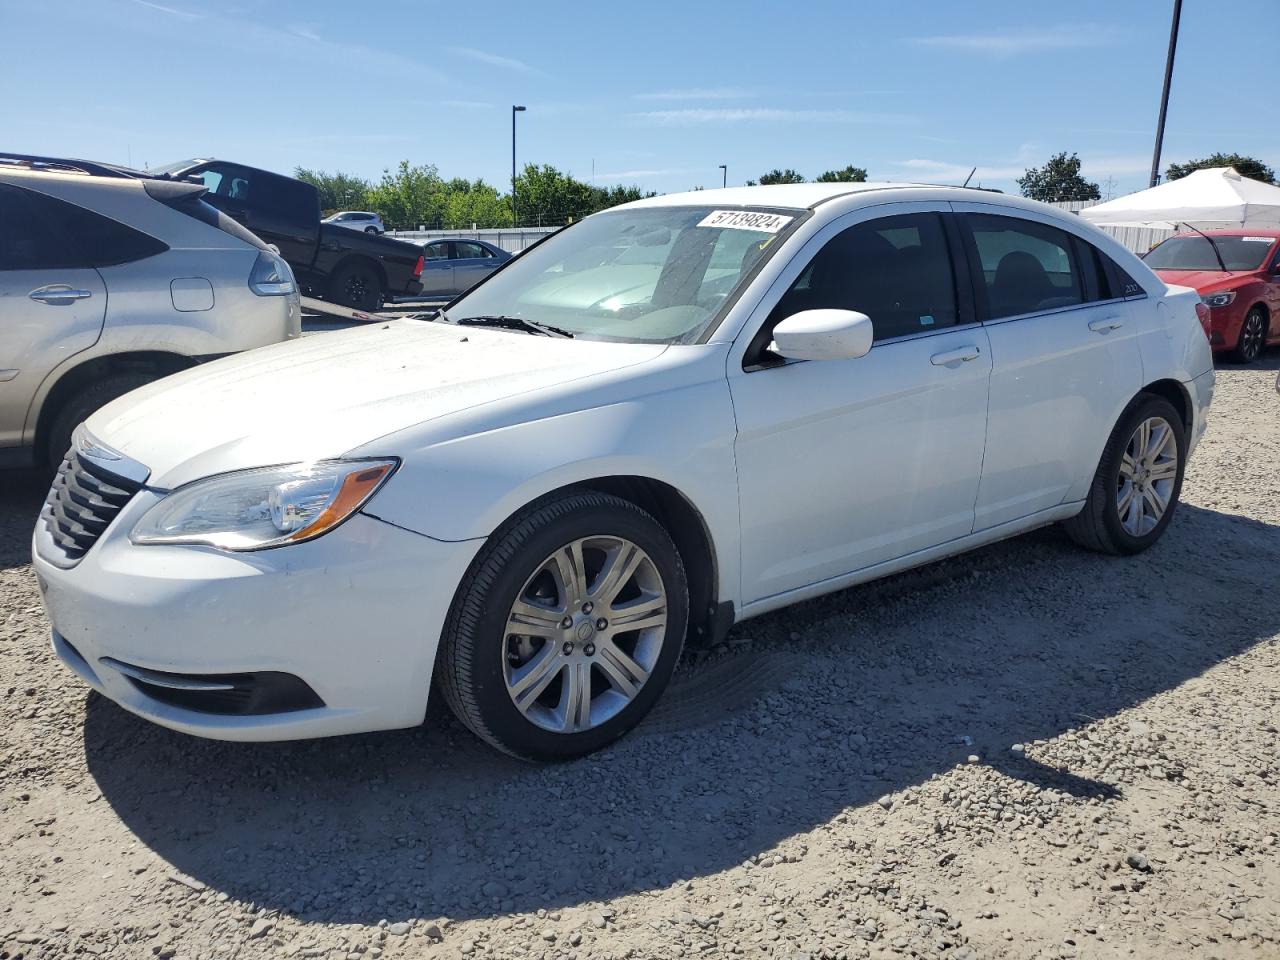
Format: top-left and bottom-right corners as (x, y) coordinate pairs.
(3, 0), (1276, 198)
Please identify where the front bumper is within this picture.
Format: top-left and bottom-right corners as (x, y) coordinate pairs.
(33, 495), (481, 741)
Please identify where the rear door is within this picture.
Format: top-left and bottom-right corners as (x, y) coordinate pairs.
(419, 241), (454, 296)
(952, 203), (1143, 531)
(0, 183), (108, 449)
(191, 163), (319, 265)
(451, 240), (498, 293)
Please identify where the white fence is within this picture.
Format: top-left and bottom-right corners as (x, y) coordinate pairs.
(1048, 200), (1173, 254)
(388, 227), (558, 253)
(391, 205), (1172, 257)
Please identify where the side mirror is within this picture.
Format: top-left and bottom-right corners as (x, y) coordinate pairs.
(771, 309), (874, 361)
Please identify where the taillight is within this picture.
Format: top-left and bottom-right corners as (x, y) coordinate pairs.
(413, 255), (424, 278)
(1194, 302), (1211, 338)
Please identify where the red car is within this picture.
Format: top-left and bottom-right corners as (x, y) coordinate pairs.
(1145, 229), (1280, 363)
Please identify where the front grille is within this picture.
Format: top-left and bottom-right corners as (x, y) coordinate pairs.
(40, 452), (143, 566)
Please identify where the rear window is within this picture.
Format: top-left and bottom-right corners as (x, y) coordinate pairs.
(1144, 235), (1275, 272)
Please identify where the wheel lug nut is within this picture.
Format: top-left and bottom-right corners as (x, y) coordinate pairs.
(596, 618), (608, 630)
(560, 616), (573, 629)
(582, 601), (593, 614)
(583, 642), (596, 656)
(562, 641), (574, 655)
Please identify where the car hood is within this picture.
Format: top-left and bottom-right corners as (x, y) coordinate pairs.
(1152, 268), (1245, 292)
(86, 320), (667, 488)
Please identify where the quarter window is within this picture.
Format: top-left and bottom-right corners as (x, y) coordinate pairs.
(0, 183), (167, 269)
(770, 212), (959, 342)
(963, 214), (1084, 320)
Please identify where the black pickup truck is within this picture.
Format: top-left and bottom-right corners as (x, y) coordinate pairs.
(151, 159), (423, 309)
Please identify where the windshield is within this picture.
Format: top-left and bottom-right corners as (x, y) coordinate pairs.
(441, 205), (802, 343)
(1144, 235), (1275, 272)
(146, 159), (205, 177)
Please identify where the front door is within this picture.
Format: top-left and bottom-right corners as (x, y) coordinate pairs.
(419, 241), (454, 296)
(451, 240), (497, 293)
(729, 205), (991, 605)
(0, 184), (107, 449)
(951, 204), (1144, 530)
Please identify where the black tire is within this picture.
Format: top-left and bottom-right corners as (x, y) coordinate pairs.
(1062, 393), (1186, 555)
(436, 491), (689, 761)
(1232, 307), (1267, 364)
(328, 261), (382, 311)
(45, 372), (155, 468)
(364, 226), (378, 234)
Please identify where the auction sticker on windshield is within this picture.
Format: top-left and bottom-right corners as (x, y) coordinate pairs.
(698, 210), (794, 233)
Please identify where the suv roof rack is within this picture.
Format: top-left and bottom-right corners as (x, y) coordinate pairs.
(0, 153), (146, 179)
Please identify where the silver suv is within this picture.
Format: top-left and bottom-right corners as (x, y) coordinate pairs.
(1, 155), (301, 469)
(322, 211), (385, 234)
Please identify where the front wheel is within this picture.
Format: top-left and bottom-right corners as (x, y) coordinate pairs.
(437, 492), (688, 761)
(1233, 307), (1267, 364)
(1062, 394), (1186, 555)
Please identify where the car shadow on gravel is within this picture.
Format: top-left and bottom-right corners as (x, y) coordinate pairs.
(81, 501), (1280, 926)
(0, 469), (48, 570)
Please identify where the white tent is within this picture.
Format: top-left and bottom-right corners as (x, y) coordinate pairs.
(1079, 167), (1280, 230)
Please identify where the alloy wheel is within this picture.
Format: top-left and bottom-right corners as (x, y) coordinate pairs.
(1240, 311), (1265, 362)
(1116, 416), (1178, 536)
(503, 536), (667, 734)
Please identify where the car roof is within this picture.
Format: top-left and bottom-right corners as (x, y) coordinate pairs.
(1168, 228), (1280, 239)
(617, 181), (1014, 211)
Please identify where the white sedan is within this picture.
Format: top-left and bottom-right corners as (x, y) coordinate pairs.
(33, 183), (1214, 760)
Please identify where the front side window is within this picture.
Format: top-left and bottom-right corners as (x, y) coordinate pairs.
(769, 212), (959, 342)
(1144, 234), (1276, 272)
(454, 241), (491, 259)
(964, 214), (1083, 320)
(439, 205), (801, 344)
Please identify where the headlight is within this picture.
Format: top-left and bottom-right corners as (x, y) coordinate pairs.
(249, 251), (297, 296)
(1201, 291), (1236, 309)
(131, 460), (397, 551)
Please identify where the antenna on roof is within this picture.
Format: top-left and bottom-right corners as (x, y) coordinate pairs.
(962, 167), (977, 188)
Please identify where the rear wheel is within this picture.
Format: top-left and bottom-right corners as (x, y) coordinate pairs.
(1062, 394), (1186, 555)
(437, 492), (688, 761)
(329, 261), (382, 311)
(1233, 307), (1267, 364)
(45, 372), (155, 469)
(364, 226), (378, 234)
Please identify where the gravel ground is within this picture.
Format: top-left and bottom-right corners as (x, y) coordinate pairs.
(2, 359), (1278, 960)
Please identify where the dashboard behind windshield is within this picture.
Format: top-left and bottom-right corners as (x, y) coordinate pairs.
(443, 205), (805, 344)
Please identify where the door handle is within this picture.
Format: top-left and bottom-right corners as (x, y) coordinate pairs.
(930, 345), (981, 366)
(1088, 316), (1124, 333)
(29, 285), (93, 305)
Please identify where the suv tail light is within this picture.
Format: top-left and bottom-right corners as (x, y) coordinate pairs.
(413, 254), (424, 278)
(1194, 302), (1211, 338)
(249, 251), (297, 296)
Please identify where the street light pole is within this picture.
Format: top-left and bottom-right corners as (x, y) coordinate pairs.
(1149, 0), (1182, 188)
(512, 105), (526, 226)
(718, 164), (727, 189)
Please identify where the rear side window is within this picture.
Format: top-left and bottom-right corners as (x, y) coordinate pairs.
(963, 214), (1084, 320)
(0, 183), (167, 269)
(770, 212), (959, 342)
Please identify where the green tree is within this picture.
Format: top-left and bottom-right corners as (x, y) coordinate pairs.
(512, 165), (652, 225)
(442, 180), (511, 229)
(755, 168), (806, 185)
(366, 161), (449, 229)
(293, 168), (371, 214)
(1165, 153), (1276, 185)
(815, 165), (868, 183)
(1016, 152), (1100, 202)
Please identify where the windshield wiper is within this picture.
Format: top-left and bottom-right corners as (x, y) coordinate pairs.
(453, 315), (574, 338)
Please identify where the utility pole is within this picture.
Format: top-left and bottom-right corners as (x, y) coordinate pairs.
(718, 164), (727, 188)
(511, 105), (526, 226)
(1149, 0), (1182, 188)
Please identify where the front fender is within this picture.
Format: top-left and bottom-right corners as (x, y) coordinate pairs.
(358, 381), (741, 606)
